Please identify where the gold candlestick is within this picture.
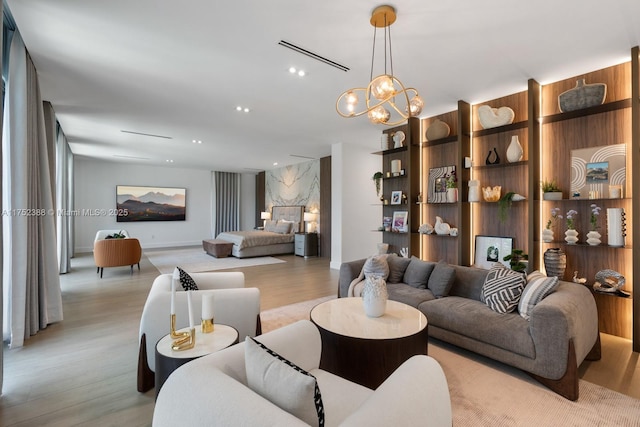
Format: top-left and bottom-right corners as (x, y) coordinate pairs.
(172, 327), (196, 351)
(201, 317), (214, 333)
(170, 313), (189, 339)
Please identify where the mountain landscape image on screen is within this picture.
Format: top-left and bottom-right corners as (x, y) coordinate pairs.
(116, 186), (186, 222)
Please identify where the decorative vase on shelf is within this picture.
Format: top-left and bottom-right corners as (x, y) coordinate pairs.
(544, 248), (566, 279)
(506, 135), (523, 163)
(361, 276), (388, 318)
(425, 119), (450, 141)
(485, 147), (500, 165)
(564, 229), (579, 245)
(586, 230), (602, 246)
(468, 180), (480, 202)
(606, 208), (626, 247)
(541, 228), (554, 243)
(558, 79), (607, 113)
(446, 188), (458, 203)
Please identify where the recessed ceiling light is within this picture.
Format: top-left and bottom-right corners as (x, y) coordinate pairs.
(288, 67), (306, 77)
(236, 106), (242, 111)
(166, 159), (174, 163)
(243, 108), (250, 113)
(273, 162), (278, 166)
(236, 105), (250, 113)
(192, 139), (202, 144)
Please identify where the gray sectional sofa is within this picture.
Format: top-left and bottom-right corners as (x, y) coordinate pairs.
(338, 256), (601, 400)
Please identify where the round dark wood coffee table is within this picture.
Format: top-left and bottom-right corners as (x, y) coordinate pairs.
(310, 298), (428, 389)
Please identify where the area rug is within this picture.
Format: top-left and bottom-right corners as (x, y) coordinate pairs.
(260, 297), (640, 426)
(144, 247), (286, 274)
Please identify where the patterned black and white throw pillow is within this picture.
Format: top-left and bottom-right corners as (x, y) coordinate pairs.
(177, 266), (198, 291)
(481, 263), (526, 314)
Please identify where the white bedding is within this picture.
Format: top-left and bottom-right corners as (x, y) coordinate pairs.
(216, 230), (294, 250)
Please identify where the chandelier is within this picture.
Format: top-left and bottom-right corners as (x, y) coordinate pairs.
(336, 5), (423, 126)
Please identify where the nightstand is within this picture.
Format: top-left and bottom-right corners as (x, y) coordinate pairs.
(295, 232), (318, 257)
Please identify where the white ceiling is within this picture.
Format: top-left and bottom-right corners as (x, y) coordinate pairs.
(6, 0), (640, 173)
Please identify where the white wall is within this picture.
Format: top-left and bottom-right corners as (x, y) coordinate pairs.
(74, 158), (256, 252)
(330, 143), (381, 269)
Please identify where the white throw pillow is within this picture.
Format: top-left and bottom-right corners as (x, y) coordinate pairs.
(244, 337), (324, 426)
(518, 271), (559, 320)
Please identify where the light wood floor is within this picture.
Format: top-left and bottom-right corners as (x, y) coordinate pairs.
(1, 250), (638, 426)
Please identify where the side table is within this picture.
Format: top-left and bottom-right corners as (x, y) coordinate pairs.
(294, 232), (318, 257)
(155, 324), (238, 398)
(310, 298), (428, 389)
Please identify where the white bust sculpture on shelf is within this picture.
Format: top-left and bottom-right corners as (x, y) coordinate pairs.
(434, 216), (451, 235)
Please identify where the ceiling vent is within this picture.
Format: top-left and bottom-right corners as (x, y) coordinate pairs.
(278, 40), (349, 72)
(120, 130), (172, 139)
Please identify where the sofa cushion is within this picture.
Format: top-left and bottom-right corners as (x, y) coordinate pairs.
(518, 271), (559, 320)
(387, 255), (412, 283)
(428, 261), (456, 298)
(448, 265), (488, 301)
(176, 267), (199, 291)
(387, 283), (435, 308)
(403, 257), (436, 289)
(245, 337), (324, 427)
(363, 254), (389, 280)
(480, 263), (526, 314)
(419, 297), (535, 358)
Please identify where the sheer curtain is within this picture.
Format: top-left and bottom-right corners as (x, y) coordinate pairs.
(55, 121), (73, 273)
(2, 31), (62, 348)
(212, 171), (240, 236)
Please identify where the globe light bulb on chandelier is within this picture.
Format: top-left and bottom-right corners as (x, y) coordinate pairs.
(336, 5), (423, 126)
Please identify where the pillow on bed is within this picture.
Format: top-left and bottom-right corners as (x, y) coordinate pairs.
(279, 219), (298, 233)
(274, 221), (293, 234)
(264, 220), (278, 232)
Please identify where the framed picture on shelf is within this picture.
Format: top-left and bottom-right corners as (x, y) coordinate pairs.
(383, 216), (392, 232)
(570, 143), (625, 198)
(474, 235), (513, 270)
(392, 211), (408, 233)
(391, 190), (402, 205)
(428, 165), (455, 203)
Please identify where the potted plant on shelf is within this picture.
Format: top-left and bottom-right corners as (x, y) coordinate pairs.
(372, 171), (383, 200)
(541, 179), (562, 200)
(497, 191), (516, 223)
(542, 207), (562, 242)
(503, 249), (529, 273)
(586, 203), (602, 245)
(445, 170), (457, 203)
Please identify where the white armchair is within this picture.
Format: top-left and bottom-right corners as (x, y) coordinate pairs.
(153, 320), (452, 426)
(137, 272), (261, 392)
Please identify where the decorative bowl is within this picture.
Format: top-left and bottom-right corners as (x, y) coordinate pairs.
(482, 186), (502, 202)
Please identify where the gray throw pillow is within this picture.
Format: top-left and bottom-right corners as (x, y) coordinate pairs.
(387, 254), (412, 283)
(402, 256), (435, 289)
(428, 261), (456, 297)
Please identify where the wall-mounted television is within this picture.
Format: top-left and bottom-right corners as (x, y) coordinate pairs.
(116, 185), (186, 222)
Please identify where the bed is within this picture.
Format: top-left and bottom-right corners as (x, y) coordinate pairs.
(215, 206), (305, 258)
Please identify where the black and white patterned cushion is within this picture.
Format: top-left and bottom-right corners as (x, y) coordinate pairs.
(481, 263), (526, 314)
(177, 267), (198, 291)
(245, 337), (324, 426)
(518, 271), (559, 320)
